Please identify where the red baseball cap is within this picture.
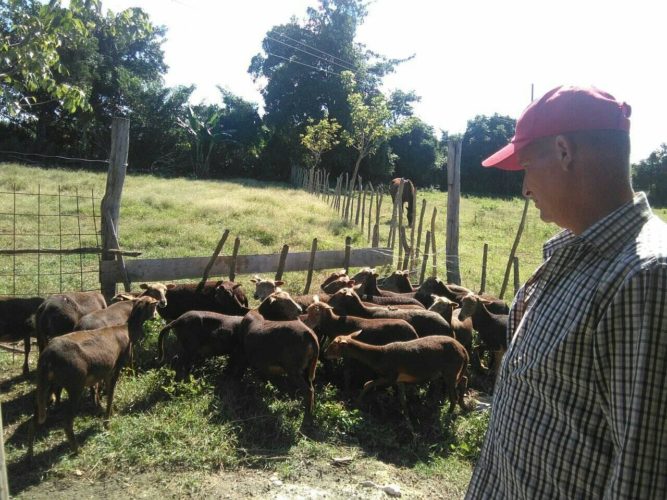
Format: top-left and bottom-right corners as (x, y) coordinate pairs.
(482, 86), (632, 170)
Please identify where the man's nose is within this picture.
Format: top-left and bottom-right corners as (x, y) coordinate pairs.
(522, 175), (531, 198)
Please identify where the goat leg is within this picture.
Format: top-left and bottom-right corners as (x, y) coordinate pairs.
(23, 335), (31, 377)
(64, 388), (83, 454)
(397, 382), (417, 443)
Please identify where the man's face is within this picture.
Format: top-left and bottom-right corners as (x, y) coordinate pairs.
(519, 137), (573, 228)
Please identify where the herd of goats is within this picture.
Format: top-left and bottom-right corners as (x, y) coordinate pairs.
(0, 267), (510, 456)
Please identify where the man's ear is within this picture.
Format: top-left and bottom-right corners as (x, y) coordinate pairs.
(555, 134), (575, 171)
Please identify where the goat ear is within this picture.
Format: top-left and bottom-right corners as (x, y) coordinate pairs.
(275, 280), (284, 287)
(346, 280), (356, 287)
(140, 283), (149, 289)
(232, 283), (242, 290)
(250, 278), (258, 283)
(372, 272), (379, 278)
(167, 284), (176, 289)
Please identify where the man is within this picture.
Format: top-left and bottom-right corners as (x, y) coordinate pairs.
(466, 86), (667, 499)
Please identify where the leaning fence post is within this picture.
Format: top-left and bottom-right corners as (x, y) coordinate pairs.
(500, 198), (530, 299)
(100, 117), (130, 302)
(229, 236), (241, 282)
(275, 244), (289, 281)
(197, 229), (230, 292)
(415, 198), (427, 265)
(513, 256), (520, 295)
(303, 238), (318, 294)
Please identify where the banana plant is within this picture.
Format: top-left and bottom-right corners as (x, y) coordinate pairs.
(177, 105), (227, 178)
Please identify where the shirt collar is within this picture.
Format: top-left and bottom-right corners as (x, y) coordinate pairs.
(542, 192), (652, 260)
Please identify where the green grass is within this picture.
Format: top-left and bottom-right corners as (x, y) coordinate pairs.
(2, 162), (665, 497)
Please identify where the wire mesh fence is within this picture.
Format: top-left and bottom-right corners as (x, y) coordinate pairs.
(0, 186), (102, 296)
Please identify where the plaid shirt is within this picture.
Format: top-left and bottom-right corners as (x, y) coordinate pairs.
(466, 193), (667, 499)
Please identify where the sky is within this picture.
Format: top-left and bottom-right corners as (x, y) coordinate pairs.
(101, 0), (666, 163)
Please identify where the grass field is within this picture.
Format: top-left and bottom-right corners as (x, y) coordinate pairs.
(1, 163), (664, 498)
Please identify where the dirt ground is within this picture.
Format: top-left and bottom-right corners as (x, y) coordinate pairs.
(15, 456), (467, 499)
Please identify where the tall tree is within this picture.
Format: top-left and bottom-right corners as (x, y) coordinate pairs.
(340, 70), (394, 185)
(460, 114), (521, 196)
(249, 0), (408, 180)
(389, 117), (439, 186)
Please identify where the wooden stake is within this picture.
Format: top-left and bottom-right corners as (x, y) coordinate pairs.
(275, 244), (289, 281)
(196, 229), (230, 292)
(500, 198), (530, 299)
(303, 238), (318, 294)
(480, 243), (489, 294)
(420, 231), (431, 284)
(229, 236), (241, 282)
(430, 206), (438, 277)
(343, 236), (352, 274)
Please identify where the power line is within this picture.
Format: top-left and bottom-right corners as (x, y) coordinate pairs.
(275, 32), (358, 71)
(265, 35), (355, 74)
(265, 52), (340, 77)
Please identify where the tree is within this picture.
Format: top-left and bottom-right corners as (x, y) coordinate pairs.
(211, 88), (266, 178)
(300, 114), (341, 169)
(389, 117), (439, 186)
(249, 0), (409, 180)
(177, 105), (226, 178)
(633, 143), (667, 206)
(340, 70), (394, 185)
(460, 114), (522, 196)
(0, 0), (89, 119)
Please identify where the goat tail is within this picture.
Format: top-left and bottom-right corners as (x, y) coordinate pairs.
(35, 356), (52, 424)
(157, 320), (176, 364)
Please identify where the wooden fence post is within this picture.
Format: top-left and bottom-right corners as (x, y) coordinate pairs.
(513, 256), (520, 294)
(420, 230), (431, 284)
(430, 206), (438, 277)
(229, 236), (241, 282)
(479, 243), (489, 294)
(446, 139), (462, 285)
(343, 236), (352, 274)
(303, 238), (318, 294)
(0, 404), (8, 500)
(415, 198), (427, 264)
(275, 244), (289, 281)
(197, 229), (230, 292)
(500, 198), (530, 299)
(100, 117), (130, 302)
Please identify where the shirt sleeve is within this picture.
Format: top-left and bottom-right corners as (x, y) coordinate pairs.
(594, 264), (667, 499)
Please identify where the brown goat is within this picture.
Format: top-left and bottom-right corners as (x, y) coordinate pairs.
(235, 307), (319, 425)
(379, 270), (415, 293)
(324, 334), (468, 413)
(28, 297), (159, 455)
(0, 296), (44, 376)
(327, 288), (452, 338)
(303, 300), (419, 391)
(428, 296), (473, 355)
(459, 293), (509, 375)
(34, 291), (107, 352)
(159, 280), (248, 321)
(157, 291), (304, 376)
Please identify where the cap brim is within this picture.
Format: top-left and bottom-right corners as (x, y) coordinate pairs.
(481, 142), (523, 171)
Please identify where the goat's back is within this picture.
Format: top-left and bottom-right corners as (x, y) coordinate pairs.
(0, 296), (43, 341)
